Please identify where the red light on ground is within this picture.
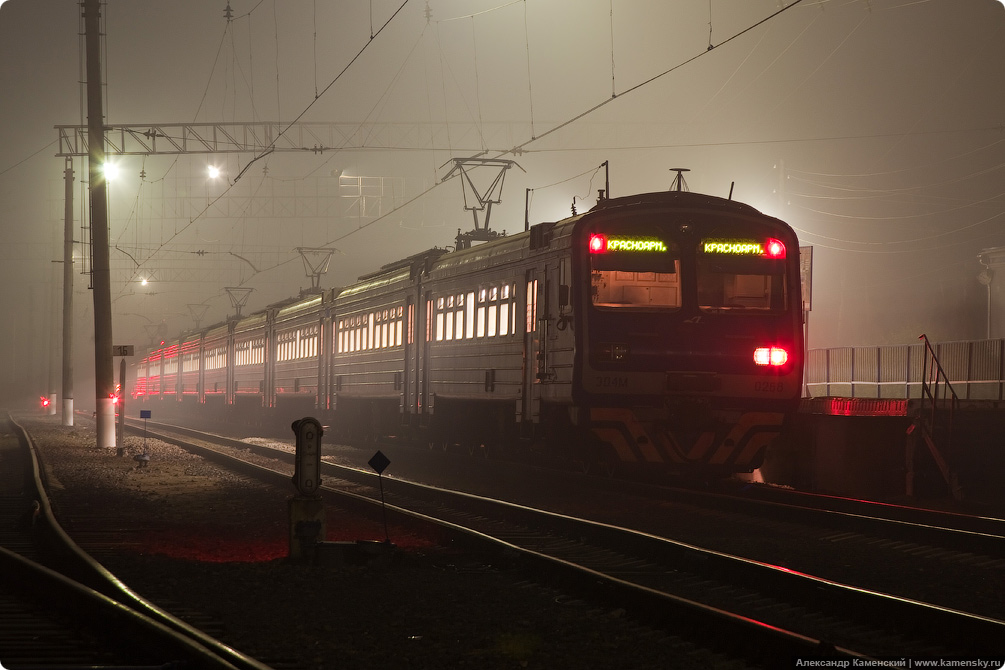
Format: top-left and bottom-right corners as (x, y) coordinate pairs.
(765, 238), (786, 259)
(753, 346), (788, 366)
(588, 234), (607, 253)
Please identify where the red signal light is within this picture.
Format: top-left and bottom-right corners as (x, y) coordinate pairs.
(765, 238), (786, 259)
(40, 396), (50, 408)
(588, 234), (607, 253)
(753, 346), (788, 367)
(110, 393), (120, 405)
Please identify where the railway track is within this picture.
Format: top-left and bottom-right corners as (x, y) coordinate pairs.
(122, 419), (1005, 662)
(0, 412), (274, 670)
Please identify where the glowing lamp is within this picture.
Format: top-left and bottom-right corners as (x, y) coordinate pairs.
(589, 234), (607, 253)
(753, 346), (788, 367)
(765, 238), (786, 259)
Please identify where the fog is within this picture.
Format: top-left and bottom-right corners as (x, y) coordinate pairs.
(1, 0), (1003, 408)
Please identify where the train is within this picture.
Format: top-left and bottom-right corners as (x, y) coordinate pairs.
(132, 186), (804, 477)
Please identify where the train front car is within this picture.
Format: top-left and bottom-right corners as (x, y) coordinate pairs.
(572, 191), (804, 477)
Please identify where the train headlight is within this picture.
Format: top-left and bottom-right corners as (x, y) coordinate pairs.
(753, 346), (788, 367)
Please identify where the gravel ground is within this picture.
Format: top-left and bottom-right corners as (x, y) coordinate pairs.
(23, 415), (728, 670)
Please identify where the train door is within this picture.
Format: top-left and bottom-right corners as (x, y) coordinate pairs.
(420, 290), (432, 424)
(521, 269), (543, 433)
(402, 295), (415, 423)
(318, 307), (331, 412)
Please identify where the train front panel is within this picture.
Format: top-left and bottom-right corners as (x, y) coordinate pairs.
(571, 192), (804, 475)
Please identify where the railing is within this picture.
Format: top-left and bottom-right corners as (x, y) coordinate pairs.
(804, 337), (1005, 402)
(917, 334), (961, 499)
(805, 335), (1002, 501)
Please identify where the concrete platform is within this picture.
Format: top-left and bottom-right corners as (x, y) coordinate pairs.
(760, 397), (1005, 510)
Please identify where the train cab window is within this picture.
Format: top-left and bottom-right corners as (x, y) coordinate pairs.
(589, 233), (680, 309)
(697, 237), (787, 313)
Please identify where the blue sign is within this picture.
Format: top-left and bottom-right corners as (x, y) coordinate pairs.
(140, 410), (151, 419)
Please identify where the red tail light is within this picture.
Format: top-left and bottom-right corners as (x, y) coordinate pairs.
(765, 238), (786, 259)
(753, 346), (788, 367)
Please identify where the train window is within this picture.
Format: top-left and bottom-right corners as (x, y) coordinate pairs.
(408, 304), (415, 345)
(526, 279), (538, 332)
(463, 293), (474, 338)
(488, 305), (498, 337)
(591, 268), (681, 309)
(697, 239), (787, 313)
(590, 233), (681, 310)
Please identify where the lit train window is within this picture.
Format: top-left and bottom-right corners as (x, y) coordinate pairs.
(526, 278), (538, 332)
(465, 292), (475, 338)
(590, 232), (681, 310)
(488, 304), (498, 337)
(697, 236), (787, 313)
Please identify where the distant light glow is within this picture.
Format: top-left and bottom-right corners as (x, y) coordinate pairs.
(102, 162), (119, 180)
(141, 278), (148, 286)
(208, 165), (221, 179)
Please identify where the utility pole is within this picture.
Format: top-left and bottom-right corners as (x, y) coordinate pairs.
(83, 0), (115, 448)
(62, 157), (74, 426)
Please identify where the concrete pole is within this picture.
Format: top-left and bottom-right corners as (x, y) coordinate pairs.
(83, 0), (115, 448)
(62, 158), (74, 426)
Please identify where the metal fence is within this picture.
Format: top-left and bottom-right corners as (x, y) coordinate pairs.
(805, 337), (1005, 401)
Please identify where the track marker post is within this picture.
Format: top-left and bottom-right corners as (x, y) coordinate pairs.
(368, 450), (392, 543)
(289, 417), (325, 561)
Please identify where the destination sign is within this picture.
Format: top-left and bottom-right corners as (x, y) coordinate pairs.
(589, 234), (667, 253)
(702, 238), (786, 258)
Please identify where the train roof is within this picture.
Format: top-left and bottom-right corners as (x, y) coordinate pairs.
(589, 189), (766, 218)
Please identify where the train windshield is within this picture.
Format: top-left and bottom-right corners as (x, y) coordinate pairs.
(588, 232), (681, 310)
(697, 235), (787, 313)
